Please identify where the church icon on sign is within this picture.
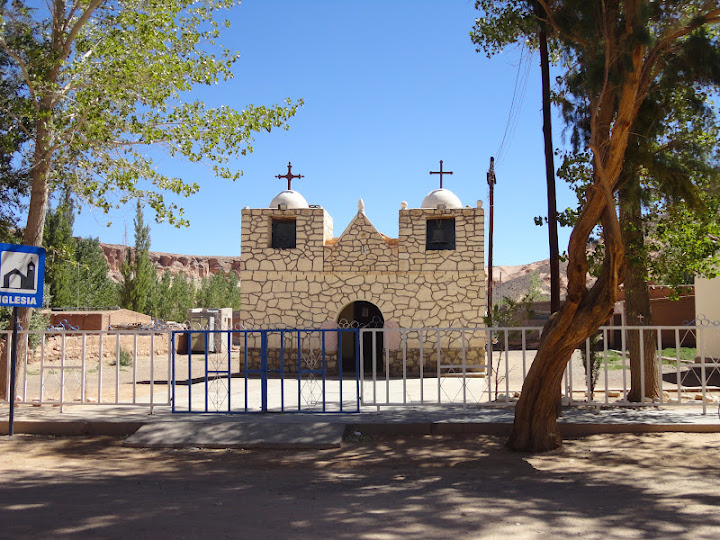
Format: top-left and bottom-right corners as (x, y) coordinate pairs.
(1, 253), (38, 293)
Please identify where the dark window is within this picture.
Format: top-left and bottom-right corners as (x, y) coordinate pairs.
(272, 219), (296, 249)
(426, 218), (455, 250)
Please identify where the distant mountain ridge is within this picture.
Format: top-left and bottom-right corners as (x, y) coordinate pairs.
(100, 243), (241, 282)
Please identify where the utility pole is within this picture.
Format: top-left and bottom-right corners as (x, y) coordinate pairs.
(536, 1), (561, 313)
(487, 157), (496, 324)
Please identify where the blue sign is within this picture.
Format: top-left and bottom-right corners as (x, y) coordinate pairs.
(0, 243), (45, 308)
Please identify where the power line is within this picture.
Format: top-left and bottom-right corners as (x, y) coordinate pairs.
(495, 45), (533, 166)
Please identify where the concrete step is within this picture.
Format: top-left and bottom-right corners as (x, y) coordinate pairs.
(124, 421), (345, 449)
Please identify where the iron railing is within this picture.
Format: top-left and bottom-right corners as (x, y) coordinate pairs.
(3, 324), (719, 414)
(359, 324), (720, 412)
(2, 328), (172, 412)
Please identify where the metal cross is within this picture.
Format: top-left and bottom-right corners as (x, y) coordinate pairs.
(276, 162), (304, 190)
(429, 160), (453, 189)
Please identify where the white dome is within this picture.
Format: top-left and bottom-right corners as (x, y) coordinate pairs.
(269, 190), (309, 209)
(421, 188), (462, 209)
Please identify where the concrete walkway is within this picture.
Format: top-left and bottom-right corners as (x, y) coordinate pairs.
(2, 401), (720, 449)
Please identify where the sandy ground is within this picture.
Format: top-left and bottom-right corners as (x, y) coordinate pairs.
(0, 432), (719, 539)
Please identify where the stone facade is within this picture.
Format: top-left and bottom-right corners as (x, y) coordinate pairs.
(239, 196), (486, 375)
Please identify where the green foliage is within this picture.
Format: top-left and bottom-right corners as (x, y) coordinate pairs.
(517, 4), (720, 289)
(195, 271), (241, 311)
(111, 348), (133, 368)
(43, 192), (118, 309)
(0, 32), (29, 242)
(147, 270), (240, 322)
(43, 194), (76, 307)
(119, 202), (156, 313)
(598, 348), (695, 369)
(73, 237), (117, 308)
(484, 271), (542, 329)
(168, 273), (196, 322)
(1, 0), (302, 249)
(471, 1), (542, 57)
(151, 271), (175, 320)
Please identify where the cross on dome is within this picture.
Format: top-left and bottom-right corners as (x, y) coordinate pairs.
(429, 160), (453, 189)
(276, 162), (304, 191)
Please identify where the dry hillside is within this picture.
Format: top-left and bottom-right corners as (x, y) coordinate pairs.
(100, 243), (241, 282)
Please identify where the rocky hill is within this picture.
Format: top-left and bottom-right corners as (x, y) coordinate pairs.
(492, 259), (567, 302)
(100, 243), (242, 282)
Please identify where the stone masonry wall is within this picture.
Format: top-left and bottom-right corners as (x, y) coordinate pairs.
(398, 208), (485, 272)
(325, 213), (398, 272)
(240, 205), (486, 372)
(241, 208), (328, 273)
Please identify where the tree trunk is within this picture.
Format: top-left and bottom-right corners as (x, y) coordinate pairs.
(508, 280), (619, 451)
(620, 190), (659, 401)
(508, 172), (626, 451)
(0, 110), (54, 401)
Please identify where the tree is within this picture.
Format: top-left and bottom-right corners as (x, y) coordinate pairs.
(152, 270), (175, 321)
(0, 31), (30, 243)
(43, 194), (76, 307)
(195, 271), (242, 311)
(119, 202), (155, 314)
(0, 0), (301, 346)
(556, 30), (720, 401)
(473, 1), (720, 451)
(74, 237), (117, 308)
(168, 273), (195, 322)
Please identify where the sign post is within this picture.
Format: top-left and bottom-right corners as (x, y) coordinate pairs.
(0, 243), (45, 436)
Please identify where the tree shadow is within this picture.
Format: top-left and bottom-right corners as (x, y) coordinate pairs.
(0, 433), (719, 538)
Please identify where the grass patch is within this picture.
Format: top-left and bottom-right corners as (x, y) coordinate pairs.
(110, 349), (133, 367)
(661, 347), (697, 362)
(593, 348), (696, 370)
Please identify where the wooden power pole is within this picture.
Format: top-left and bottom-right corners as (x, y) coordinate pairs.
(537, 2), (561, 313)
(487, 157), (496, 323)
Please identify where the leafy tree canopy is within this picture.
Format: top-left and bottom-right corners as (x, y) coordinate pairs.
(471, 0), (720, 451)
(0, 0), (302, 241)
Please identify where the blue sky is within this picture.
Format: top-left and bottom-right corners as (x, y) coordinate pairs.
(72, 0), (576, 266)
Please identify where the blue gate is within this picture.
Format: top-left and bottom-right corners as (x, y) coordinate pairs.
(171, 328), (360, 413)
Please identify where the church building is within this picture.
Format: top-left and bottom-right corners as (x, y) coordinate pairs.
(239, 163), (486, 374)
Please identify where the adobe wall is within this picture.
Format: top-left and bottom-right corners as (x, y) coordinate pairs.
(47, 309), (151, 331)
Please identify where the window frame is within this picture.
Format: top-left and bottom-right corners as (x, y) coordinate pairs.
(271, 217), (297, 249)
(425, 217), (456, 251)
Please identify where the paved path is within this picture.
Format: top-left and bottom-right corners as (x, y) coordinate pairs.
(2, 398), (720, 448)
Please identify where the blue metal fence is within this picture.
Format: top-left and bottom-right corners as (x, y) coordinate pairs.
(171, 328), (360, 414)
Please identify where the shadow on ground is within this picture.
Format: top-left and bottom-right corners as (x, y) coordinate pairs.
(1, 433), (719, 538)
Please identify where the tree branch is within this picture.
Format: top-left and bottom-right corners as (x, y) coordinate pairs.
(61, 0), (104, 63)
(0, 37), (38, 108)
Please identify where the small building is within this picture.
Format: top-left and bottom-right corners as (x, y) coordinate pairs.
(608, 284), (696, 349)
(239, 172), (486, 375)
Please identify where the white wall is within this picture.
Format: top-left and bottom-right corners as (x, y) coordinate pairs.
(695, 276), (720, 358)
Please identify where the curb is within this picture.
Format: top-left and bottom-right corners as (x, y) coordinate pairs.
(0, 421), (144, 437)
(4, 419), (719, 439)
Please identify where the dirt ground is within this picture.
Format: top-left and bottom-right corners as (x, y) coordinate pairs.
(0, 432), (719, 539)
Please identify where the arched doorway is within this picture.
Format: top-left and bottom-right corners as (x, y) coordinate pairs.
(337, 301), (384, 373)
